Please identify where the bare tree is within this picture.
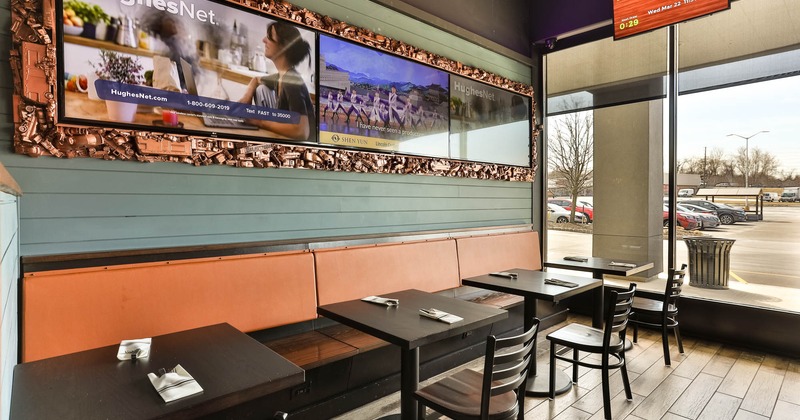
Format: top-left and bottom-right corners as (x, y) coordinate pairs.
(732, 146), (780, 186)
(548, 110), (593, 222)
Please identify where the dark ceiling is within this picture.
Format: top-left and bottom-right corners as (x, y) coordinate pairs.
(382, 0), (612, 57)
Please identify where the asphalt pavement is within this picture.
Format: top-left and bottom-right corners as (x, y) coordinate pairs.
(546, 206), (800, 312)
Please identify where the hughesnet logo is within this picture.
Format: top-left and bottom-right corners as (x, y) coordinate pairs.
(120, 0), (218, 24)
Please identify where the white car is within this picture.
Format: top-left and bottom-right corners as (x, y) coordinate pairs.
(548, 203), (587, 223)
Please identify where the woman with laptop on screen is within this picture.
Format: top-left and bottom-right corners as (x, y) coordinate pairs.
(239, 22), (316, 142)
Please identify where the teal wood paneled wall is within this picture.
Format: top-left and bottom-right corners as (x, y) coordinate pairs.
(0, 0), (533, 257)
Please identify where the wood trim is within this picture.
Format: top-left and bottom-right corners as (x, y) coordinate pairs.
(22, 224), (534, 273)
(10, 0), (537, 181)
(0, 162), (22, 196)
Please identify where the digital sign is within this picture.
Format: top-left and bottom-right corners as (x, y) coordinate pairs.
(614, 0), (730, 40)
(449, 75), (530, 167)
(318, 34), (450, 158)
(58, 0), (318, 143)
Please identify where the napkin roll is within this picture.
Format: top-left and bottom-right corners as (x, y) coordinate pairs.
(148, 364), (204, 403)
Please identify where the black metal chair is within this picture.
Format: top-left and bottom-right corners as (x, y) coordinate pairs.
(414, 318), (540, 420)
(630, 264), (687, 366)
(547, 284), (636, 420)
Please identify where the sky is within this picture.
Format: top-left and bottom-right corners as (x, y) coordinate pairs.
(677, 75), (800, 176)
(319, 35), (449, 87)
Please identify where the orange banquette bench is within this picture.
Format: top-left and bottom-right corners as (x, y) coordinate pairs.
(21, 228), (541, 363)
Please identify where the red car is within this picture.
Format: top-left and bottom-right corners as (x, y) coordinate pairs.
(663, 206), (700, 230)
(549, 198), (594, 222)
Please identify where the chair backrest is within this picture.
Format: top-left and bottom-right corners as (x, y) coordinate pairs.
(604, 283), (636, 349)
(480, 318), (540, 418)
(664, 263), (688, 309)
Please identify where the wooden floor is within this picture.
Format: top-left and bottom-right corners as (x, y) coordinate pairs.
(337, 314), (800, 420)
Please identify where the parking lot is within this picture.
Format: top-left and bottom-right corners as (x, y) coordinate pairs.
(547, 205), (800, 309)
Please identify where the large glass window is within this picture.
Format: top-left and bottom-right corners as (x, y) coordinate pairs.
(544, 0), (800, 314)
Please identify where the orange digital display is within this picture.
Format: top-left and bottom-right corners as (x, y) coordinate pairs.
(614, 0), (730, 40)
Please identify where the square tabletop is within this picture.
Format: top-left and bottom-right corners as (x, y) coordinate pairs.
(462, 269), (602, 303)
(317, 289), (508, 351)
(544, 256), (654, 277)
(10, 323), (304, 420)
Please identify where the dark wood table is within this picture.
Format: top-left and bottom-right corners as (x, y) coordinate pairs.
(317, 289), (508, 420)
(462, 269), (602, 397)
(10, 323), (304, 420)
(544, 256), (654, 327)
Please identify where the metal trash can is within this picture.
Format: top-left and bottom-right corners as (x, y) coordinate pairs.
(683, 237), (735, 289)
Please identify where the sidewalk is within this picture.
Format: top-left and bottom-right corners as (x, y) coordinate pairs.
(547, 230), (800, 313)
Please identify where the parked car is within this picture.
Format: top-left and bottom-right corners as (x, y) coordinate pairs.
(678, 199), (746, 224)
(678, 188), (694, 197)
(780, 191), (798, 202)
(547, 203), (587, 223)
(549, 198), (594, 222)
(762, 192), (779, 202)
(663, 206), (700, 230)
(677, 203), (720, 229)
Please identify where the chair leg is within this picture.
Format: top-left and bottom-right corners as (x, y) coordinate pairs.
(632, 322), (638, 343)
(674, 323), (685, 354)
(549, 341), (556, 399)
(572, 348), (579, 383)
(662, 324), (671, 366)
(417, 402), (425, 419)
(602, 357), (611, 420)
(620, 354), (633, 401)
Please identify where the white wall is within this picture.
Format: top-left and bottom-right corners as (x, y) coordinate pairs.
(0, 192), (19, 420)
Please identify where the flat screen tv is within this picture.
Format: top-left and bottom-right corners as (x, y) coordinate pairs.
(613, 0), (730, 40)
(57, 0), (318, 143)
(449, 75), (530, 167)
(318, 34), (450, 158)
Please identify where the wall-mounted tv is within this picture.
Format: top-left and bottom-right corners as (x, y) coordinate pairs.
(318, 34), (449, 158)
(613, 0), (730, 40)
(57, 0), (318, 143)
(449, 75), (530, 167)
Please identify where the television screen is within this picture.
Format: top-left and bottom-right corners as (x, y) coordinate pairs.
(58, 0), (318, 143)
(614, 0), (730, 40)
(449, 75), (530, 167)
(318, 34), (449, 157)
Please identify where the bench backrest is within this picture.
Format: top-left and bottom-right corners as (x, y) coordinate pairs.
(455, 231), (541, 279)
(22, 251), (317, 361)
(315, 239), (460, 306)
(21, 230), (540, 361)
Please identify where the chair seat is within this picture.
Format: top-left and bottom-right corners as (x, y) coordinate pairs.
(414, 368), (519, 420)
(546, 323), (624, 352)
(632, 297), (676, 314)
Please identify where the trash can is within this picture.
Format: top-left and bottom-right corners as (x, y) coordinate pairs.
(683, 237), (735, 289)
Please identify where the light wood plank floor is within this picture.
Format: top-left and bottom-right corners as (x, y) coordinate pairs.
(336, 314), (800, 420)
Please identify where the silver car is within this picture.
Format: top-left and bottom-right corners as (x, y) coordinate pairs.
(547, 203), (588, 223)
(677, 203), (721, 229)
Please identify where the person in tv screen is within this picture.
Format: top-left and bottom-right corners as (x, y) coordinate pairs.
(239, 22), (316, 141)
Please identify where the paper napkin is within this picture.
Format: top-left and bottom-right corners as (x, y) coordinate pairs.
(419, 308), (463, 324)
(147, 364), (203, 403)
(116, 338), (152, 360)
(361, 296), (400, 306)
(609, 261), (637, 268)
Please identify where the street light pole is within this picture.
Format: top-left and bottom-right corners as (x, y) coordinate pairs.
(727, 131), (769, 189)
(727, 130), (769, 211)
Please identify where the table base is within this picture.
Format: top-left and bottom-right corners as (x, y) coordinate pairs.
(525, 368), (572, 397)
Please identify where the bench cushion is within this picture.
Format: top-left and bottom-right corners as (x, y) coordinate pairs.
(315, 239), (460, 306)
(456, 231), (541, 280)
(22, 251), (317, 362)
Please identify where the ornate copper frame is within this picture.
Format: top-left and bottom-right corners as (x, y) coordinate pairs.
(10, 0), (537, 181)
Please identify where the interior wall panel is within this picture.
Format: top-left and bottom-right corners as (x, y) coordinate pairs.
(1, 0), (534, 257)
